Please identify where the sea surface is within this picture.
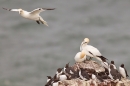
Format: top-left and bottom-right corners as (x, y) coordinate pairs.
(0, 0), (130, 86)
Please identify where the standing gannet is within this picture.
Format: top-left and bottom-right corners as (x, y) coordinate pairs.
(74, 50), (87, 62)
(119, 64), (129, 79)
(80, 38), (89, 51)
(80, 38), (107, 62)
(3, 7), (55, 26)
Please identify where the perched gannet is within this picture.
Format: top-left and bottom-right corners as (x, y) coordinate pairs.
(80, 38), (89, 51)
(110, 61), (117, 69)
(80, 38), (107, 62)
(119, 64), (129, 79)
(74, 50), (87, 62)
(3, 7), (55, 26)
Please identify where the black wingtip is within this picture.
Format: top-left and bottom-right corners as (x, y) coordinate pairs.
(97, 56), (108, 61)
(2, 7), (7, 10)
(2, 7), (11, 11)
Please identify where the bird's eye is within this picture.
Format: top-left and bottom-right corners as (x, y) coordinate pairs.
(39, 8), (41, 10)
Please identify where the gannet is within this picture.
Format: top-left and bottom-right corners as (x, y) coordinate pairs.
(74, 50), (87, 62)
(119, 64), (129, 79)
(3, 7), (55, 26)
(80, 38), (107, 62)
(80, 38), (89, 51)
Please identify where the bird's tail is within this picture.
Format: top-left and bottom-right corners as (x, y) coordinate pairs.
(39, 17), (48, 26)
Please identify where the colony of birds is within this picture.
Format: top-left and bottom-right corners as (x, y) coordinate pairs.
(45, 38), (129, 86)
(2, 7), (130, 86)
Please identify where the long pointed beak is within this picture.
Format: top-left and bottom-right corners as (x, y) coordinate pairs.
(42, 8), (55, 10)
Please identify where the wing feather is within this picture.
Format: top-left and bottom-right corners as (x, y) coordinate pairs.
(30, 8), (55, 15)
(3, 7), (19, 11)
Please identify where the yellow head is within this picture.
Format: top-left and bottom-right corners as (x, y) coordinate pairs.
(84, 38), (89, 43)
(80, 50), (86, 59)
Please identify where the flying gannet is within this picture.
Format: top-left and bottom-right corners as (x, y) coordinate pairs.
(3, 7), (55, 26)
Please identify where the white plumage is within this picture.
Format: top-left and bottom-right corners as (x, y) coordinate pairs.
(80, 38), (107, 62)
(3, 7), (55, 26)
(74, 51), (86, 62)
(119, 67), (126, 78)
(59, 75), (67, 81)
(119, 64), (129, 79)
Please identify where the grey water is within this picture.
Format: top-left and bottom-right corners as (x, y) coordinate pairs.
(0, 0), (130, 86)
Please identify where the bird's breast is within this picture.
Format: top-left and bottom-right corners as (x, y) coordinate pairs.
(20, 12), (39, 20)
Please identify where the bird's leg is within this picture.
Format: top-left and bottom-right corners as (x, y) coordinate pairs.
(89, 57), (92, 60)
(36, 21), (40, 24)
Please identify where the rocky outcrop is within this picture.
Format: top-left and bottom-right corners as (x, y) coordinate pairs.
(58, 60), (130, 86)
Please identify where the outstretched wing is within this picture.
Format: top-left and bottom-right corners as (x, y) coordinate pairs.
(3, 7), (19, 12)
(30, 8), (55, 15)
